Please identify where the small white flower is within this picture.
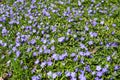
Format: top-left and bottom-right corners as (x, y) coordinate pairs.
(52, 73), (57, 79)
(96, 66), (101, 71)
(47, 71), (52, 77)
(78, 1), (81, 6)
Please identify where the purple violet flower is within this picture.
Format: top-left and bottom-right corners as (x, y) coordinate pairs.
(80, 37), (85, 41)
(56, 72), (62, 76)
(52, 73), (57, 79)
(17, 0), (24, 2)
(112, 24), (116, 27)
(80, 58), (85, 64)
(59, 55), (65, 60)
(105, 26), (109, 30)
(27, 48), (32, 52)
(70, 72), (76, 78)
(110, 42), (118, 47)
(47, 71), (52, 77)
(31, 75), (40, 80)
(78, 1), (81, 6)
(31, 67), (36, 73)
(102, 68), (108, 73)
(96, 71), (103, 77)
(42, 9), (50, 17)
(51, 46), (55, 50)
(85, 65), (91, 72)
(34, 59), (39, 64)
(47, 60), (52, 66)
(40, 61), (46, 68)
(2, 27), (8, 36)
(47, 71), (53, 77)
(106, 56), (111, 61)
(111, 31), (115, 35)
(1, 55), (5, 59)
(30, 39), (36, 45)
(32, 0), (36, 4)
(0, 24), (2, 27)
(95, 77), (102, 80)
(88, 40), (93, 45)
(92, 71), (96, 75)
(33, 52), (37, 57)
(88, 9), (92, 14)
(80, 43), (86, 49)
(100, 21), (104, 25)
(52, 54), (59, 60)
(79, 74), (86, 80)
(71, 77), (77, 80)
(85, 26), (89, 31)
(70, 53), (76, 57)
(65, 71), (71, 77)
(85, 51), (91, 56)
(58, 37), (65, 42)
(23, 66), (28, 70)
(44, 49), (51, 54)
(73, 56), (78, 61)
(114, 65), (120, 71)
(79, 51), (84, 56)
(16, 50), (21, 57)
(92, 20), (97, 26)
(89, 32), (97, 37)
(38, 47), (43, 54)
(12, 47), (17, 52)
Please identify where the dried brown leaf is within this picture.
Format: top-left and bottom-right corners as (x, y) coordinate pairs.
(90, 48), (98, 54)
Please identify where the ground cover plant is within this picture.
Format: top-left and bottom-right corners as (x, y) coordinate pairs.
(0, 0), (120, 80)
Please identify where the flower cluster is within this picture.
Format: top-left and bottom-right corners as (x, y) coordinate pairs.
(0, 0), (120, 80)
